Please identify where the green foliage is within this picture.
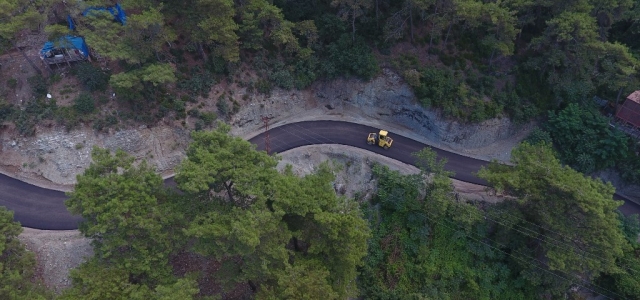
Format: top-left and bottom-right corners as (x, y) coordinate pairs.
(73, 93), (95, 114)
(546, 103), (629, 173)
(0, 207), (49, 300)
(177, 67), (215, 97)
(27, 75), (47, 99)
(617, 150), (640, 184)
(619, 212), (640, 245)
(0, 99), (15, 122)
(0, 0), (46, 42)
(524, 128), (553, 145)
(175, 125), (369, 297)
(44, 24), (70, 42)
(325, 34), (379, 80)
(60, 259), (199, 300)
(72, 63), (110, 92)
(141, 64), (177, 87)
(92, 113), (119, 132)
(55, 106), (81, 131)
(216, 99), (229, 117)
(593, 216), (640, 299)
(66, 147), (178, 285)
(359, 149), (531, 299)
(269, 68), (295, 90)
(478, 142), (627, 292)
(199, 111), (217, 125)
(6, 78), (17, 89)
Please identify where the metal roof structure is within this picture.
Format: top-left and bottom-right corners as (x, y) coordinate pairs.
(616, 91), (640, 128)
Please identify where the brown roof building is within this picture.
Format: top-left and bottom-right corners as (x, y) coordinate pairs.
(616, 90), (640, 128)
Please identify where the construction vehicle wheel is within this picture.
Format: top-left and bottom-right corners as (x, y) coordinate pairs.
(367, 140), (374, 145)
(383, 145), (389, 150)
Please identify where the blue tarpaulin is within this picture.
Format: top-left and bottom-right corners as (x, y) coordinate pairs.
(82, 3), (126, 25)
(67, 15), (76, 30)
(40, 36), (89, 59)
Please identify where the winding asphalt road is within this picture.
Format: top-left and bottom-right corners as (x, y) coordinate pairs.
(1, 120), (639, 230)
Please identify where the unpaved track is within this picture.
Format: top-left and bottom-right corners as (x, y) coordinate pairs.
(1, 120), (638, 230)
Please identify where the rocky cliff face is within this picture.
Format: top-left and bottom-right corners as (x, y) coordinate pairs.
(2, 68), (530, 188)
(231, 69), (530, 156)
(314, 69), (521, 149)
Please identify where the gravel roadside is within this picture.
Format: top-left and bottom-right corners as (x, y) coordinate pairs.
(17, 228), (92, 293)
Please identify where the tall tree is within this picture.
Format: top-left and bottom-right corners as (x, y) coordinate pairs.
(545, 103), (629, 173)
(481, 2), (518, 67)
(331, 0), (373, 42)
(0, 0), (47, 75)
(66, 147), (177, 285)
(176, 125), (369, 297)
(237, 0), (305, 58)
(359, 149), (532, 299)
(0, 207), (49, 300)
(175, 123), (278, 204)
(170, 0), (239, 62)
(60, 259), (199, 300)
(78, 6), (175, 65)
(478, 142), (628, 292)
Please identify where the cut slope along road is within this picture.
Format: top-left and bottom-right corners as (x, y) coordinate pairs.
(0, 120), (638, 230)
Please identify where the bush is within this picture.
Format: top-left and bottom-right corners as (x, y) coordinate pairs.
(194, 119), (204, 131)
(270, 69), (295, 90)
(199, 111), (217, 125)
(292, 56), (318, 89)
(617, 145), (640, 184)
(414, 66), (457, 108)
(6, 78), (17, 89)
(55, 106), (80, 131)
(92, 113), (118, 132)
(187, 108), (200, 118)
(217, 99), (229, 117)
(326, 34), (380, 80)
(546, 104), (629, 173)
(256, 79), (272, 95)
(524, 128), (553, 145)
(27, 75), (47, 99)
(15, 111), (35, 136)
(178, 67), (215, 97)
(0, 100), (15, 122)
(73, 63), (110, 92)
(74, 93), (95, 114)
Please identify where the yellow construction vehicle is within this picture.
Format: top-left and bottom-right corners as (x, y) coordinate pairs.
(367, 130), (393, 149)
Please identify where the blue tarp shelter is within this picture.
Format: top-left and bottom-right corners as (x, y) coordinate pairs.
(40, 36), (89, 65)
(82, 3), (126, 25)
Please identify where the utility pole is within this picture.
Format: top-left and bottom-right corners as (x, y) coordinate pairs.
(261, 116), (271, 155)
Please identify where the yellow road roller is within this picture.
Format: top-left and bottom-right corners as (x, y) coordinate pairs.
(367, 130), (393, 149)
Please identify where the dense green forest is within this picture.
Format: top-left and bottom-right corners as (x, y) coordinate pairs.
(2, 0), (640, 298)
(3, 0), (640, 181)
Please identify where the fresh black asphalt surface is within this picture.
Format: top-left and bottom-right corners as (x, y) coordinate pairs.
(1, 120), (638, 230)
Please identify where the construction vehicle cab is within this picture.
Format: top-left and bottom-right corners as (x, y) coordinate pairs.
(367, 130), (393, 149)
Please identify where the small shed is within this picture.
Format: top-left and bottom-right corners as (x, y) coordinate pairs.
(616, 90), (640, 128)
(39, 36), (89, 66)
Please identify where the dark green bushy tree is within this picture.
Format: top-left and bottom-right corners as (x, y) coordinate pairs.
(546, 103), (628, 173)
(73, 63), (110, 92)
(73, 93), (95, 114)
(359, 149), (531, 299)
(325, 34), (380, 80)
(0, 207), (50, 299)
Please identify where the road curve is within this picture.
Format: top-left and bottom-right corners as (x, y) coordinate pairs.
(0, 120), (638, 230)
